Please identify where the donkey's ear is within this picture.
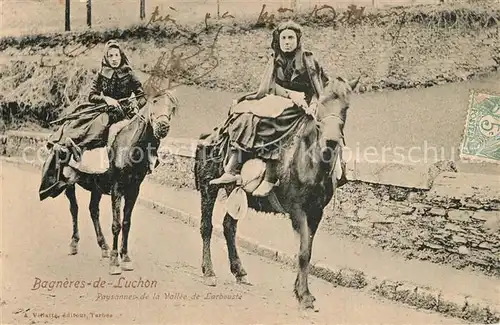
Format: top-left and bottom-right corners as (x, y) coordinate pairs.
(349, 76), (360, 91)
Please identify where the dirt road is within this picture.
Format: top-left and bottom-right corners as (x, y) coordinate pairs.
(1, 163), (467, 325)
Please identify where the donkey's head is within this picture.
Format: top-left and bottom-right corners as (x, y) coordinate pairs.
(309, 76), (359, 165)
(314, 76), (359, 148)
(140, 90), (179, 139)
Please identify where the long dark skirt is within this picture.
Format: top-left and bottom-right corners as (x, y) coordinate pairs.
(39, 104), (117, 201)
(226, 105), (304, 159)
(48, 103), (124, 151)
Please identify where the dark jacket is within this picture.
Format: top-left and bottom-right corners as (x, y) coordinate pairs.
(88, 67), (147, 123)
(274, 52), (329, 105)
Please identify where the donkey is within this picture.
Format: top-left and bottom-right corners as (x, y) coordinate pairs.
(194, 77), (358, 309)
(39, 92), (179, 275)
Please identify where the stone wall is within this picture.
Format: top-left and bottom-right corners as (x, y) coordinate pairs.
(324, 179), (500, 277)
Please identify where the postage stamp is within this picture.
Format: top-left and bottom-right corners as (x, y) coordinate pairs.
(460, 90), (500, 164)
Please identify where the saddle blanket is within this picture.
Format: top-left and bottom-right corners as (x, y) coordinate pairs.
(67, 119), (132, 174)
(231, 94), (295, 118)
(69, 147), (109, 174)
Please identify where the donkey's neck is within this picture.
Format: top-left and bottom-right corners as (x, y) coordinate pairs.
(278, 118), (324, 186)
(112, 116), (154, 153)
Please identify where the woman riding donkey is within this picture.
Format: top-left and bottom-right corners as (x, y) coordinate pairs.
(40, 40), (157, 199)
(210, 21), (348, 194)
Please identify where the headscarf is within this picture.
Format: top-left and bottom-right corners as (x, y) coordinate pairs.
(100, 40), (132, 78)
(271, 21), (304, 75)
(243, 21), (305, 100)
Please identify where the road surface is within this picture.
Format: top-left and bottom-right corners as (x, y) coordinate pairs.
(1, 162), (467, 325)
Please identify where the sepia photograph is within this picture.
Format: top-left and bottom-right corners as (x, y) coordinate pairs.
(0, 0), (499, 324)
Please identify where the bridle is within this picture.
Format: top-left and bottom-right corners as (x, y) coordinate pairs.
(311, 97), (349, 127)
(310, 77), (350, 126)
(134, 91), (177, 128)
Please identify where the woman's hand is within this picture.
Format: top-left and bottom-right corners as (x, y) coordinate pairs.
(288, 91), (308, 109)
(104, 96), (121, 109)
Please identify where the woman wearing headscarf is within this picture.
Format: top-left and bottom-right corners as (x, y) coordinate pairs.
(210, 20), (347, 194)
(40, 40), (150, 200)
(48, 40), (147, 154)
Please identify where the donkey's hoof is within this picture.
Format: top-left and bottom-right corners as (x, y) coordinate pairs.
(121, 261), (134, 271)
(109, 265), (122, 275)
(101, 249), (110, 258)
(236, 276), (252, 286)
(299, 294), (316, 310)
(203, 276), (217, 287)
(69, 244), (78, 255)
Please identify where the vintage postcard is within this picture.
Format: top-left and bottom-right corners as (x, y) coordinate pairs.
(1, 0), (500, 324)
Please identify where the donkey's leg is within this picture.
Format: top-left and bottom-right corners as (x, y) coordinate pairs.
(109, 184), (122, 275)
(200, 185), (218, 286)
(65, 186), (79, 255)
(120, 184), (140, 272)
(89, 189), (110, 258)
(290, 204), (317, 309)
(223, 212), (250, 285)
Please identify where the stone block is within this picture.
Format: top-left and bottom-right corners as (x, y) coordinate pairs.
(483, 216), (500, 234)
(407, 192), (422, 203)
(429, 208), (447, 216)
(462, 201), (483, 209)
(458, 246), (471, 255)
(452, 235), (467, 244)
(448, 209), (472, 222)
(478, 242), (493, 250)
(429, 172), (500, 203)
(348, 159), (436, 189)
(412, 203), (432, 210)
(473, 210), (500, 221)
